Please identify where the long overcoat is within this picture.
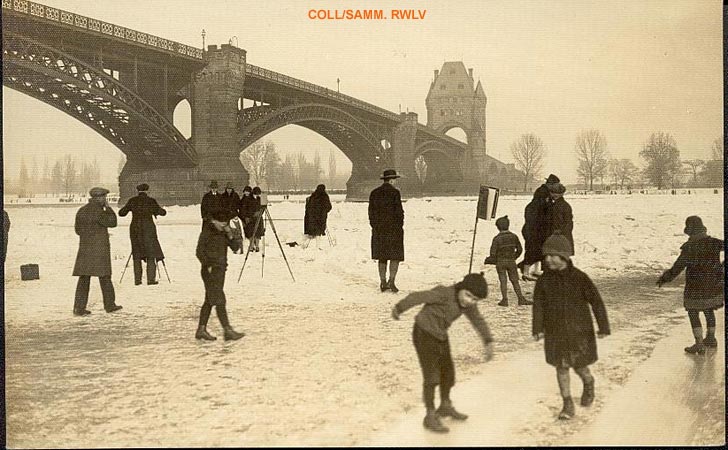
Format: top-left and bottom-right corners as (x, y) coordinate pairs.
(220, 190), (241, 221)
(118, 192), (166, 261)
(239, 194), (259, 238)
(368, 183), (405, 261)
(659, 234), (724, 310)
(532, 262), (610, 368)
(304, 192), (332, 236)
(522, 184), (552, 265)
(73, 200), (117, 277)
(547, 196), (574, 254)
(200, 191), (222, 220)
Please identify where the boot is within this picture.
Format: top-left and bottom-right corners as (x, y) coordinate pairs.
(558, 397), (575, 420)
(388, 280), (399, 293)
(73, 309), (92, 316)
(703, 335), (718, 348)
(106, 305), (123, 313)
(517, 296), (533, 306)
(380, 281), (389, 292)
(436, 400), (468, 420)
(423, 410), (449, 433)
(497, 299), (509, 307)
(684, 343), (705, 354)
(581, 380), (595, 407)
(224, 327), (245, 341)
(195, 327), (217, 341)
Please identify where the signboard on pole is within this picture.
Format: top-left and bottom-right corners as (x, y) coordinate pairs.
(469, 185), (500, 272)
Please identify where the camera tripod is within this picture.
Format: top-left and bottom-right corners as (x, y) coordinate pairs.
(237, 206), (296, 282)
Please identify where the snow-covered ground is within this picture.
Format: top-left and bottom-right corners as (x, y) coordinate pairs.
(3, 192), (724, 446)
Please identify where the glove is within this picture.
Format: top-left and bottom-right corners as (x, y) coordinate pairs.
(391, 306), (400, 321)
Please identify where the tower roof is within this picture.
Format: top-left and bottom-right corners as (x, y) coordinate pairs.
(475, 80), (486, 99)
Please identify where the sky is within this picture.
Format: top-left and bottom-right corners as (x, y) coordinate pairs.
(2, 0), (723, 184)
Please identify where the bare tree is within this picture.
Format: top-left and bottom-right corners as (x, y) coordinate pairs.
(51, 160), (63, 195)
(240, 140), (277, 187)
(328, 149), (337, 186)
(639, 132), (680, 190)
(61, 154), (77, 196)
(608, 158), (638, 190)
(18, 157), (29, 198)
(510, 133), (546, 191)
(575, 129), (609, 191)
(682, 159), (705, 185)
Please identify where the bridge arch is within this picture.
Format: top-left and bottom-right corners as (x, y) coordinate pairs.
(239, 103), (387, 175)
(2, 33), (197, 168)
(415, 140), (464, 186)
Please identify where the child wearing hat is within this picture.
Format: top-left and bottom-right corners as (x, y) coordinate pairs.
(484, 215), (532, 306)
(532, 233), (610, 420)
(657, 216), (724, 354)
(391, 272), (494, 433)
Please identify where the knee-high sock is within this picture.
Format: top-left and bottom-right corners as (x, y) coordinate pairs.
(556, 367), (571, 398)
(198, 303), (212, 329)
(423, 383), (436, 410)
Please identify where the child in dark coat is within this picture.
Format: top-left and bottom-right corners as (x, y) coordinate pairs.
(657, 216), (724, 354)
(532, 234), (610, 420)
(391, 272), (494, 433)
(484, 216), (532, 306)
(195, 210), (245, 342)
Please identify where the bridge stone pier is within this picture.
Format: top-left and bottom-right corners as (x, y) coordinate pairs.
(119, 44), (250, 204)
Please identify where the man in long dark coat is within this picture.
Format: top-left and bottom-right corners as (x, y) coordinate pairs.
(519, 184), (551, 280)
(532, 234), (609, 420)
(304, 184), (332, 237)
(72, 187), (123, 315)
(201, 180), (222, 227)
(118, 183), (167, 285)
(369, 169), (404, 292)
(546, 182), (574, 255)
(3, 209), (10, 265)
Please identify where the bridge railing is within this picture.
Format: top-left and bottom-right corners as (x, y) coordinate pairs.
(2, 0), (204, 60)
(245, 63), (402, 122)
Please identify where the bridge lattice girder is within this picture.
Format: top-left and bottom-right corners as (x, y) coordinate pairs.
(239, 103), (389, 174)
(2, 33), (197, 167)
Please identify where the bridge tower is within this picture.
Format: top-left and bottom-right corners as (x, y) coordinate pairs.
(119, 44), (249, 203)
(425, 62), (487, 181)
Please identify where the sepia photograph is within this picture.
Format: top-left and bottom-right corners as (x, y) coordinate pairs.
(2, 0), (724, 447)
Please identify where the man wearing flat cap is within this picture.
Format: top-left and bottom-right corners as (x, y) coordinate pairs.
(72, 187), (123, 315)
(369, 169), (405, 292)
(119, 183), (167, 285)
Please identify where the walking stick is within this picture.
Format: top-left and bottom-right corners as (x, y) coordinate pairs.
(160, 259), (172, 283)
(119, 253), (132, 283)
(265, 208), (296, 282)
(237, 212), (264, 282)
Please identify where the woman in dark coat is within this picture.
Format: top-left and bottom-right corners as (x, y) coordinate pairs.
(241, 186), (265, 251)
(546, 183), (574, 255)
(220, 183), (241, 221)
(657, 216), (724, 354)
(520, 184), (551, 280)
(239, 185), (257, 240)
(533, 234), (610, 420)
(369, 170), (405, 292)
(304, 184), (332, 237)
(118, 184), (166, 285)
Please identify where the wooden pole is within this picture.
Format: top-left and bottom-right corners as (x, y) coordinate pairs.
(468, 191), (482, 273)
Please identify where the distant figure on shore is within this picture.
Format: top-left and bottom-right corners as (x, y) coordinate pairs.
(304, 184), (332, 239)
(369, 169), (404, 293)
(657, 216), (724, 354)
(72, 187), (123, 316)
(2, 209), (9, 265)
(118, 183), (167, 286)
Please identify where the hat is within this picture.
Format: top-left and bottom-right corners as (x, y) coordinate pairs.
(211, 209), (229, 222)
(252, 186), (262, 195)
(545, 174), (561, 184)
(208, 180), (219, 189)
(457, 272), (489, 299)
(547, 182), (566, 194)
(225, 182), (234, 190)
(495, 215), (510, 230)
(136, 183), (149, 192)
(243, 186), (252, 193)
(542, 233), (573, 259)
(684, 215), (707, 236)
(89, 187), (110, 197)
(380, 169), (401, 180)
